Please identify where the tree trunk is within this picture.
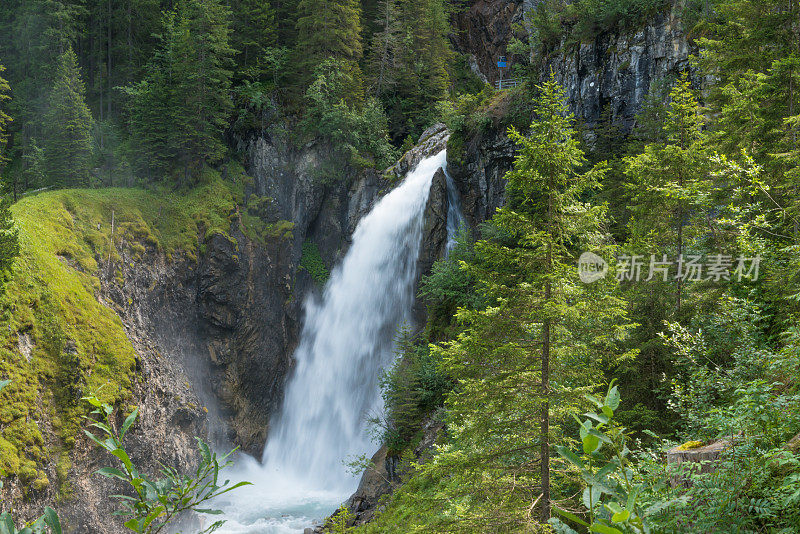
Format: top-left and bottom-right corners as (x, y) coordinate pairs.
(107, 0), (113, 118)
(540, 185), (553, 522)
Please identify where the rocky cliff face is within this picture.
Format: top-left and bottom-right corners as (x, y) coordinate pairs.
(544, 2), (691, 136)
(453, 0), (691, 133)
(448, 0), (691, 229)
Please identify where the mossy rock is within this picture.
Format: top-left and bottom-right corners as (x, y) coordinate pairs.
(0, 175), (241, 488)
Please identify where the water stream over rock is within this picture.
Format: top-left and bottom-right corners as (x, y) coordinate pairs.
(214, 151), (449, 533)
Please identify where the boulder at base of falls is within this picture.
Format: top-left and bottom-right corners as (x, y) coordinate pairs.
(315, 418), (445, 531)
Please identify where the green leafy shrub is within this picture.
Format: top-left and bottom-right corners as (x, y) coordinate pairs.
(299, 241), (329, 286)
(375, 330), (453, 454)
(83, 395), (250, 534)
(552, 381), (648, 534)
(303, 59), (397, 170)
(418, 228), (482, 340)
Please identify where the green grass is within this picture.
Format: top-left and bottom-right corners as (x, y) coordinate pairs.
(0, 174), (241, 494)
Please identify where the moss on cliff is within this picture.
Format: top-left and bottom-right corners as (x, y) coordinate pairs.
(0, 174), (241, 493)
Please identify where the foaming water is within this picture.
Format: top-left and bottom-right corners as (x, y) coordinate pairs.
(213, 151), (448, 533)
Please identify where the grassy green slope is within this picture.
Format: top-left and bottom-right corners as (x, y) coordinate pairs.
(0, 177), (241, 495)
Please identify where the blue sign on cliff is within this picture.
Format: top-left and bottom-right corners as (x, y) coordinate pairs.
(497, 55), (507, 68)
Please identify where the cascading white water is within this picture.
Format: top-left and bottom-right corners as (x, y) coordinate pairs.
(213, 150), (449, 534)
(444, 167), (465, 252)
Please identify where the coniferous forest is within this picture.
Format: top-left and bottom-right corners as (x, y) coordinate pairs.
(1, 0), (800, 533)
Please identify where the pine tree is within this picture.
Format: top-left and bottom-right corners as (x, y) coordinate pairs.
(171, 0), (235, 178)
(380, 0), (452, 142)
(295, 0), (363, 79)
(124, 0), (234, 181)
(418, 76), (631, 530)
(0, 196), (19, 278)
(624, 73), (712, 313)
(366, 0), (401, 97)
(43, 46), (94, 188)
(230, 0), (277, 81)
(0, 63), (21, 201)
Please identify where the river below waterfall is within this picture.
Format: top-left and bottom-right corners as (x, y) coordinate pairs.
(211, 151), (452, 533)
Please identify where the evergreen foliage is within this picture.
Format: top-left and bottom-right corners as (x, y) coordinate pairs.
(43, 47), (93, 188)
(123, 0), (235, 181)
(295, 0), (364, 78)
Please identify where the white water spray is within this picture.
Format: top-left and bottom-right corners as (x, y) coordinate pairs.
(215, 151), (449, 533)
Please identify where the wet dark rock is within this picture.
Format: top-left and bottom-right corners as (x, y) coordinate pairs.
(447, 125), (514, 235)
(337, 418), (445, 528)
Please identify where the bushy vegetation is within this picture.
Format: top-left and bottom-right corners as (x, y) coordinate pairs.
(83, 395), (249, 533)
(299, 241), (330, 287)
(531, 0), (669, 53)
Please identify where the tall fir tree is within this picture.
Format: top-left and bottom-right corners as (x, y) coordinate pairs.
(230, 0), (278, 81)
(379, 0), (452, 142)
(0, 64), (11, 169)
(0, 64), (19, 279)
(295, 0), (363, 81)
(365, 0), (401, 97)
(124, 0), (234, 181)
(43, 46), (94, 188)
(415, 76), (630, 530)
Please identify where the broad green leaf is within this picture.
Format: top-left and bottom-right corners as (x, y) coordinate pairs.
(0, 380), (10, 393)
(582, 433), (601, 454)
(111, 449), (134, 472)
(43, 508), (61, 534)
(590, 522), (624, 534)
(583, 487), (600, 509)
(0, 512), (14, 534)
(588, 428), (612, 444)
(121, 408), (138, 439)
(82, 396), (102, 409)
(123, 517), (143, 532)
(552, 506), (589, 527)
(555, 445), (584, 469)
(96, 467), (128, 480)
(605, 385), (620, 411)
(585, 394), (604, 409)
(583, 411), (609, 425)
(611, 509), (630, 523)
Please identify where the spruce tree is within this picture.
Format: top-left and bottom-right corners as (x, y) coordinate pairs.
(124, 0), (234, 181)
(230, 0), (277, 81)
(43, 46), (94, 188)
(295, 0), (363, 78)
(623, 73), (712, 313)
(419, 76), (630, 530)
(171, 0), (235, 178)
(0, 196), (19, 278)
(366, 0), (401, 97)
(0, 64), (11, 168)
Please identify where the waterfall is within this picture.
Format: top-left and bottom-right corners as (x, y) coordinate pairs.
(215, 150), (449, 534)
(444, 166), (465, 252)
